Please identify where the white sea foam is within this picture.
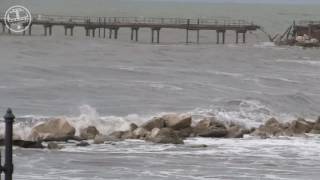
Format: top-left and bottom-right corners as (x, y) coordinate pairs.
(254, 42), (276, 48)
(276, 59), (320, 66)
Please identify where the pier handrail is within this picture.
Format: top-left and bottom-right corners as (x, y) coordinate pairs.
(25, 14), (254, 26)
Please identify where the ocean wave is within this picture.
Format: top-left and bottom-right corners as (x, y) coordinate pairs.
(276, 59), (320, 66)
(0, 99), (304, 140)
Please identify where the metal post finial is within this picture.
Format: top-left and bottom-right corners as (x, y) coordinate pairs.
(4, 108), (15, 122)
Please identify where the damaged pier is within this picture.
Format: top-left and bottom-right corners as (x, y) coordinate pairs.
(0, 14), (260, 44)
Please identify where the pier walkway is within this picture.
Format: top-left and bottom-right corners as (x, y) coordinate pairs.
(0, 14), (260, 44)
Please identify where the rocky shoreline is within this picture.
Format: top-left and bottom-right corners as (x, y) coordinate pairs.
(2, 114), (320, 149)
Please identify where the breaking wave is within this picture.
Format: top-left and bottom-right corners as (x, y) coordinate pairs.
(0, 98), (301, 140)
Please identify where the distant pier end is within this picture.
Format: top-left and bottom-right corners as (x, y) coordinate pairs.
(0, 14), (260, 44)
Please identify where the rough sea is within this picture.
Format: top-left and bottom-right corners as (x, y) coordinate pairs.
(0, 0), (320, 179)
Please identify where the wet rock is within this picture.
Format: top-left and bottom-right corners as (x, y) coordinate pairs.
(76, 141), (90, 147)
(193, 118), (228, 138)
(29, 118), (76, 141)
(109, 131), (125, 140)
(14, 140), (44, 149)
(150, 128), (161, 138)
(175, 127), (193, 138)
(121, 131), (135, 140)
(141, 117), (165, 131)
(310, 117), (320, 134)
(251, 118), (291, 138)
(133, 127), (150, 139)
(289, 118), (314, 134)
(163, 113), (192, 130)
(198, 127), (228, 138)
(226, 125), (249, 138)
(190, 144), (208, 148)
(47, 142), (63, 150)
(147, 128), (183, 144)
(80, 126), (100, 140)
(129, 123), (138, 131)
(94, 134), (119, 144)
(0, 134), (44, 148)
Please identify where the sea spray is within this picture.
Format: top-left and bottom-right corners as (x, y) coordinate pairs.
(0, 101), (300, 140)
(67, 105), (149, 135)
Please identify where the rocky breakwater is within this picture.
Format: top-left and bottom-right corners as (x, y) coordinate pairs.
(105, 113), (253, 145)
(252, 117), (320, 138)
(3, 114), (320, 149)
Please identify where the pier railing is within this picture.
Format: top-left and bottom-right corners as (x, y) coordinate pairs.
(29, 14), (253, 26)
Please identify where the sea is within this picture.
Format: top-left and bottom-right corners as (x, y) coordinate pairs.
(0, 0), (320, 179)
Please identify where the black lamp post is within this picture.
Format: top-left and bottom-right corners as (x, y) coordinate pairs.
(1, 108), (15, 180)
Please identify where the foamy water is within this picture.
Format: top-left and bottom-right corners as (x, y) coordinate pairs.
(0, 1), (320, 179)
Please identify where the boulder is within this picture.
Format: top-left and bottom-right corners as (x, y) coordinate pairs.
(120, 131), (135, 140)
(29, 118), (76, 141)
(0, 134), (44, 149)
(133, 127), (150, 139)
(109, 131), (125, 140)
(289, 118), (314, 134)
(150, 128), (161, 138)
(147, 128), (183, 144)
(141, 117), (165, 131)
(94, 134), (118, 144)
(163, 113), (192, 130)
(190, 144), (208, 148)
(47, 142), (63, 150)
(310, 117), (320, 134)
(226, 125), (250, 138)
(129, 123), (138, 131)
(197, 127), (228, 138)
(80, 126), (100, 140)
(175, 127), (193, 138)
(193, 117), (228, 138)
(251, 118), (291, 138)
(76, 141), (90, 147)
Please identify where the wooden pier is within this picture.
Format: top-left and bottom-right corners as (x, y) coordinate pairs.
(0, 14), (260, 44)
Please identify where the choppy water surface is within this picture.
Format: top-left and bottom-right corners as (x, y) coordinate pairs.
(0, 1), (320, 179)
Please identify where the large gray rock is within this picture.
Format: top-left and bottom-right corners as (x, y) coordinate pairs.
(251, 118), (291, 138)
(163, 113), (192, 130)
(197, 127), (228, 138)
(80, 126), (100, 140)
(147, 128), (183, 144)
(310, 117), (320, 134)
(175, 127), (193, 138)
(252, 117), (317, 138)
(133, 127), (150, 139)
(193, 117), (228, 138)
(109, 131), (125, 140)
(226, 125), (251, 138)
(0, 134), (44, 148)
(120, 131), (135, 140)
(289, 118), (314, 134)
(129, 123), (138, 131)
(29, 118), (76, 141)
(141, 117), (165, 131)
(47, 142), (63, 150)
(94, 134), (119, 144)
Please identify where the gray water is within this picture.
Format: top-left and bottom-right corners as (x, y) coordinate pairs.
(0, 1), (320, 179)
